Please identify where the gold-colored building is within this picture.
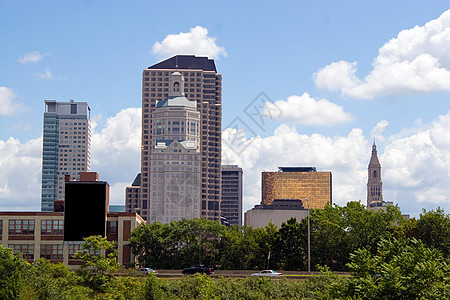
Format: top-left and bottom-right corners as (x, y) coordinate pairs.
(261, 167), (332, 209)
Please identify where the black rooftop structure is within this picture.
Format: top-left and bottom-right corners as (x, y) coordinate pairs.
(148, 55), (217, 72)
(278, 167), (317, 172)
(131, 173), (141, 186)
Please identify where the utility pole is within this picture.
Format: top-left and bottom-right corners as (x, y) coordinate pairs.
(307, 198), (311, 273)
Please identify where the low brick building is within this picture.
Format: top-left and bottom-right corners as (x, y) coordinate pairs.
(0, 211), (144, 267)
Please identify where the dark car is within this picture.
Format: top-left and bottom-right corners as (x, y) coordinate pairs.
(182, 264), (214, 275)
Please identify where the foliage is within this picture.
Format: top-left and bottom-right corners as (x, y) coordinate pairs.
(398, 207), (450, 256)
(28, 259), (91, 300)
(130, 218), (225, 269)
(129, 204), (449, 272)
(336, 238), (450, 299)
(0, 245), (32, 300)
(73, 235), (120, 292)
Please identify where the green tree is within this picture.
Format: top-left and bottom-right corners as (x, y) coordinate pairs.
(219, 225), (260, 269)
(276, 217), (307, 270)
(130, 218), (226, 269)
(339, 238), (449, 299)
(73, 235), (119, 292)
(414, 208), (449, 256)
(0, 245), (32, 300)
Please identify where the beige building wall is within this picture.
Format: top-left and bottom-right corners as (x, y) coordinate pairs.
(262, 171), (332, 209)
(0, 212), (143, 268)
(244, 209), (309, 229)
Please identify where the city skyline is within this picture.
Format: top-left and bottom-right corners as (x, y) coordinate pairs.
(1, 1), (449, 217)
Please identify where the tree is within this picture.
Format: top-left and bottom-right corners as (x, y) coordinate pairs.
(73, 235), (119, 292)
(340, 238), (449, 299)
(276, 218), (307, 270)
(0, 245), (32, 299)
(414, 208), (449, 256)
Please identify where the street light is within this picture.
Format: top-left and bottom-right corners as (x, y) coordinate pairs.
(306, 198), (311, 273)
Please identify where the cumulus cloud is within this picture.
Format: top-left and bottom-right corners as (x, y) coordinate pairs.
(0, 137), (42, 210)
(314, 9), (450, 99)
(91, 108), (142, 204)
(224, 112), (450, 215)
(152, 26), (227, 60)
(371, 120), (389, 141)
(266, 92), (354, 126)
(0, 87), (24, 115)
(223, 124), (368, 211)
(382, 112), (450, 205)
(18, 51), (45, 64)
(0, 108), (142, 210)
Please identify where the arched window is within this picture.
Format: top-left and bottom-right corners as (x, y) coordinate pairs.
(373, 170), (377, 178)
(174, 82), (180, 92)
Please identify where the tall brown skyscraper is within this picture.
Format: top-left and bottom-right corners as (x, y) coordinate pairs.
(137, 55), (222, 222)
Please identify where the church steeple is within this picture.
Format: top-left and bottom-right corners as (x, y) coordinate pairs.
(367, 141), (383, 208)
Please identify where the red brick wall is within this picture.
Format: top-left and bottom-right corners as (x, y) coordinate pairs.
(123, 220), (131, 241)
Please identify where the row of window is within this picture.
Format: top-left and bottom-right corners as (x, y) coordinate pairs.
(8, 244), (100, 260)
(4, 220), (118, 235)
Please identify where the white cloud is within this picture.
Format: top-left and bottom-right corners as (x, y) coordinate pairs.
(1, 108), (448, 216)
(18, 51), (44, 64)
(371, 120), (389, 141)
(223, 112), (450, 215)
(223, 124), (368, 212)
(0, 137), (42, 210)
(0, 87), (24, 115)
(266, 92), (354, 126)
(152, 26), (227, 60)
(34, 68), (54, 80)
(382, 112), (450, 206)
(0, 108), (142, 211)
(91, 108), (142, 204)
(314, 9), (450, 99)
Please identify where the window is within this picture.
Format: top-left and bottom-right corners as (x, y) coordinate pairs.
(9, 219), (35, 234)
(0, 220), (2, 235)
(41, 220), (63, 235)
(68, 244), (83, 259)
(9, 244), (34, 259)
(41, 244), (63, 260)
(108, 221), (118, 234)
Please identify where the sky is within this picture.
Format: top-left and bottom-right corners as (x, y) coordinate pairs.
(0, 0), (449, 217)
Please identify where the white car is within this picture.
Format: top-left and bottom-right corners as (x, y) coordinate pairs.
(139, 268), (158, 275)
(251, 270), (283, 277)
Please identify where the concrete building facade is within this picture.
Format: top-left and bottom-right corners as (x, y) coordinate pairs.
(244, 199), (309, 229)
(144, 72), (202, 223)
(41, 100), (91, 212)
(137, 55), (222, 221)
(221, 165), (243, 226)
(261, 167), (332, 209)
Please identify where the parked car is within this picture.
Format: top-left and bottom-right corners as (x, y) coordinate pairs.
(251, 270), (283, 277)
(182, 264), (214, 275)
(139, 268), (158, 275)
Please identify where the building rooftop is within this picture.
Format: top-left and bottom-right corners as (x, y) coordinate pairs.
(156, 96), (197, 109)
(131, 173), (141, 186)
(278, 167), (317, 172)
(148, 55), (217, 72)
(253, 199), (306, 210)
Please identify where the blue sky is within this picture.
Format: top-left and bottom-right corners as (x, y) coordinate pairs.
(1, 0), (449, 217)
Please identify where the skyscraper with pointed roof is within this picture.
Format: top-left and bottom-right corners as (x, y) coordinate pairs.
(367, 142), (383, 209)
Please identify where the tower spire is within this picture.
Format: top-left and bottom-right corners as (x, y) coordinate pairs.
(367, 141), (383, 209)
